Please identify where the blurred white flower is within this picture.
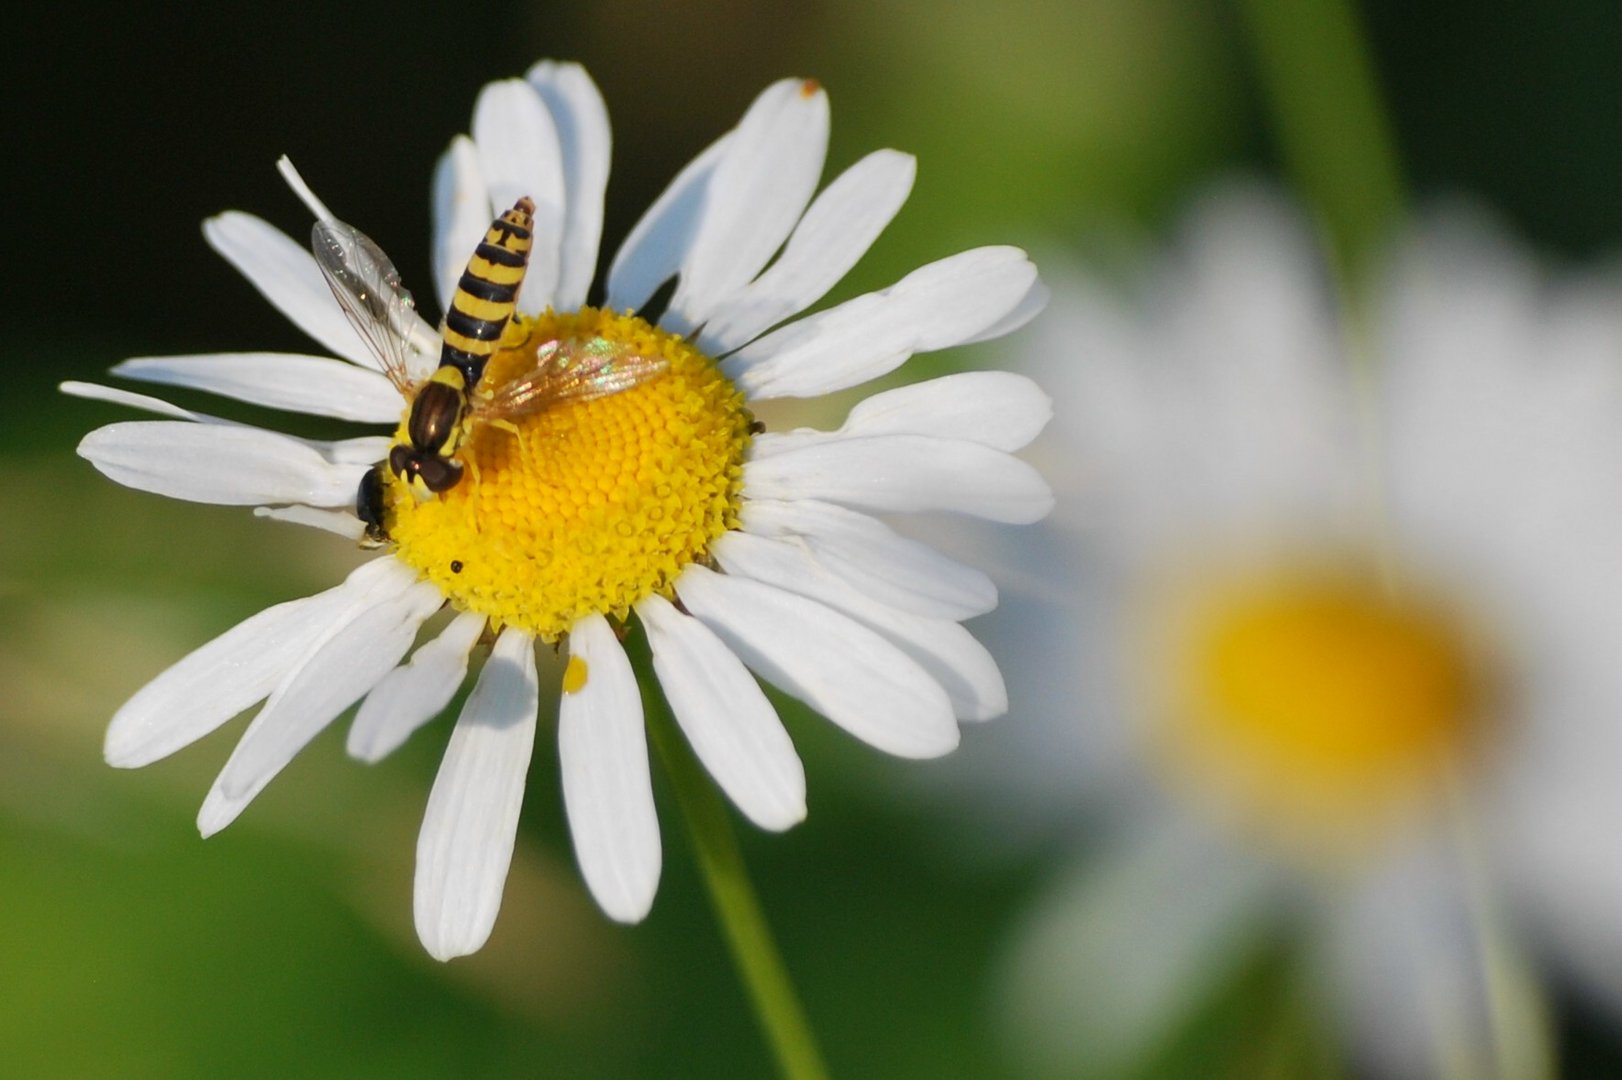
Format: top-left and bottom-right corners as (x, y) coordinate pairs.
(970, 186), (1622, 1078)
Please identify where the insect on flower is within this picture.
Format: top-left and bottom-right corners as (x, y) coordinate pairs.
(311, 195), (669, 544)
(70, 63), (1051, 960)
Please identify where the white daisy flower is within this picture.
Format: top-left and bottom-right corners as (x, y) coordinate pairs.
(68, 61), (1051, 961)
(975, 187), (1622, 1078)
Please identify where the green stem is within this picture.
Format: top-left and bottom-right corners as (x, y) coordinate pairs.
(1234, 0), (1406, 291)
(1235, 0), (1406, 579)
(628, 630), (830, 1080)
(1440, 767), (1557, 1080)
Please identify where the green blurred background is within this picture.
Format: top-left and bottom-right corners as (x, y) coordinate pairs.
(3, 1), (1621, 1076)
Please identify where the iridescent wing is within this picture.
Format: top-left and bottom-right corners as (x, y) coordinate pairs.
(311, 217), (422, 395)
(473, 336), (668, 422)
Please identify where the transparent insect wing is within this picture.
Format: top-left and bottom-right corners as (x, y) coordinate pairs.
(476, 337), (668, 422)
(311, 218), (422, 394)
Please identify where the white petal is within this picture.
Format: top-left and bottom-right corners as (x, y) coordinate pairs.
(78, 420), (366, 507)
(961, 276), (1050, 345)
(431, 135), (494, 317)
(741, 498), (996, 621)
(675, 564), (958, 758)
(197, 573), (442, 835)
(1503, 725), (1622, 1023)
(313, 435), (394, 466)
(472, 79), (565, 314)
(61, 380), (230, 423)
(744, 434), (1053, 524)
(276, 156), (337, 223)
(527, 61), (612, 312)
(712, 531), (1005, 721)
(414, 625), (539, 961)
(111, 353), (401, 423)
(697, 149), (915, 355)
(664, 79), (830, 333)
(253, 504), (366, 539)
(837, 371), (1053, 452)
(741, 430), (823, 460)
(559, 613), (660, 923)
(203, 211), (375, 369)
(104, 559), (400, 768)
(1323, 843), (1553, 1080)
(606, 132), (733, 314)
(635, 594), (805, 830)
(68, 382), (391, 467)
(348, 611), (486, 762)
(724, 247), (1040, 399)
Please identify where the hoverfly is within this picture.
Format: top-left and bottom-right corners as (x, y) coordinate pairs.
(311, 197), (668, 545)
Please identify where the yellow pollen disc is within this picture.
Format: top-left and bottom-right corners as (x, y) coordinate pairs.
(1148, 566), (1487, 859)
(383, 307), (752, 642)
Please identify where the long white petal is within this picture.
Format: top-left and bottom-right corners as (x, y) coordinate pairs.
(78, 420), (366, 507)
(675, 564), (958, 758)
(68, 382), (392, 468)
(744, 434), (1054, 523)
(742, 430), (825, 461)
(111, 353), (401, 423)
(61, 380), (230, 423)
(713, 531), (1006, 721)
(664, 79), (830, 333)
(837, 371), (1053, 452)
(742, 498), (996, 621)
(1323, 843), (1550, 1080)
(472, 79), (565, 314)
(348, 611), (486, 763)
(605, 132), (733, 314)
(527, 61), (611, 313)
(104, 559), (400, 767)
(635, 593), (806, 830)
(313, 435), (394, 466)
(276, 157), (337, 223)
(414, 625), (539, 961)
(203, 211), (375, 369)
(559, 613), (660, 923)
(697, 149), (915, 355)
(961, 276), (1050, 345)
(724, 247), (1040, 399)
(254, 504), (366, 539)
(197, 572), (442, 835)
(431, 135), (494, 317)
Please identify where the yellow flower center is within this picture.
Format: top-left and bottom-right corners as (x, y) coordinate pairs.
(1147, 564), (1489, 860)
(384, 307), (752, 641)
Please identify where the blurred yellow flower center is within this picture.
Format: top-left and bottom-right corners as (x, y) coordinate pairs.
(385, 307), (751, 642)
(1156, 568), (1484, 855)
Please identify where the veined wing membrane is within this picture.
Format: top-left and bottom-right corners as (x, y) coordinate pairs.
(312, 218), (422, 394)
(474, 336), (668, 422)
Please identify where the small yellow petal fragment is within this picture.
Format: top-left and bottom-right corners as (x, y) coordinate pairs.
(563, 655), (589, 695)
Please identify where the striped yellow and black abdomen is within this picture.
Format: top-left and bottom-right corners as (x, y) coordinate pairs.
(439, 196), (536, 388)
